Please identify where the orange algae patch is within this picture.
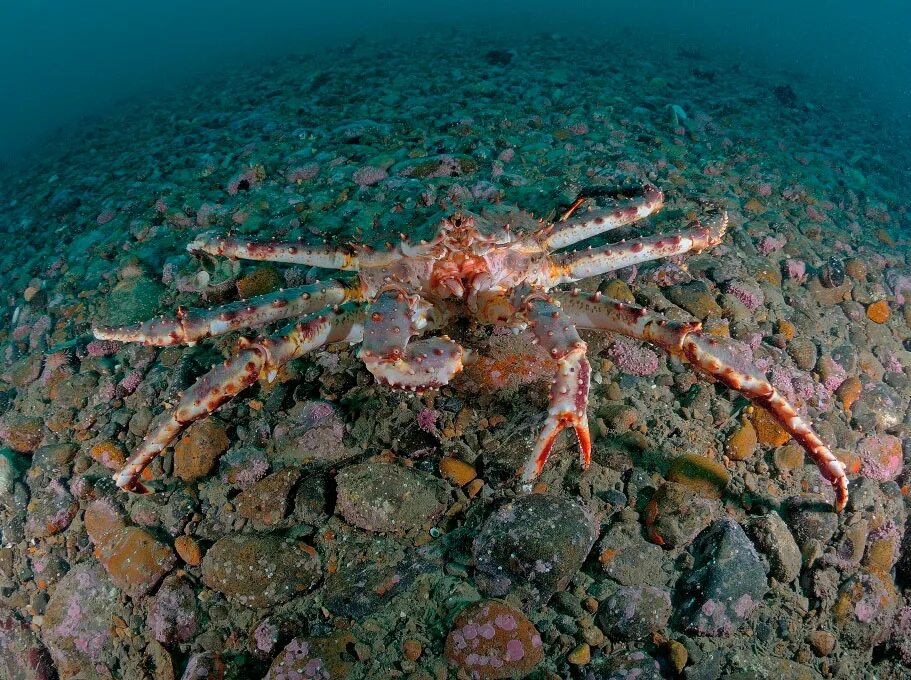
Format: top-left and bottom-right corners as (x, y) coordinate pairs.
(837, 376), (863, 413)
(89, 440), (126, 470)
(866, 300), (890, 324)
(777, 319), (795, 340)
(725, 419), (758, 461)
(749, 406), (790, 447)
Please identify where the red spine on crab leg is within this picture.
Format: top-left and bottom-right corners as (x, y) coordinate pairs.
(520, 295), (591, 481)
(359, 288), (464, 392)
(681, 333), (849, 511)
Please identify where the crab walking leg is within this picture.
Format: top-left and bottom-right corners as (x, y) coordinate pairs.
(556, 290), (849, 511)
(93, 282), (354, 347)
(188, 231), (361, 270)
(359, 288), (464, 392)
(547, 212), (728, 285)
(539, 185), (665, 251)
(113, 305), (365, 492)
(519, 295), (592, 481)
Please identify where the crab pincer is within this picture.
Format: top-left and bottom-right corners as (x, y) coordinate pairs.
(520, 295), (592, 481)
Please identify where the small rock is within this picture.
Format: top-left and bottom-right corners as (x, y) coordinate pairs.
(174, 418), (230, 482)
(746, 512), (802, 582)
(644, 481), (717, 548)
(235, 467), (300, 527)
(786, 496), (839, 550)
(808, 630), (836, 656)
(567, 643), (591, 665)
(335, 461), (449, 533)
(444, 600), (543, 679)
(725, 418), (758, 461)
(832, 572), (898, 649)
(857, 433), (904, 481)
(583, 649), (662, 680)
(666, 639), (688, 673)
(597, 519), (672, 588)
(0, 414), (44, 453)
(264, 634), (354, 680)
(439, 457), (477, 486)
(666, 281), (723, 319)
(600, 586), (672, 641)
(473, 494), (598, 605)
(86, 499), (176, 597)
(174, 535), (204, 566)
(678, 518), (769, 636)
(0, 612), (55, 680)
(25, 480), (78, 538)
(201, 535), (321, 607)
(272, 400), (352, 466)
(149, 574), (198, 645)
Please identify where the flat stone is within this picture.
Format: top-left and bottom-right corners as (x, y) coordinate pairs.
(149, 574), (198, 645)
(25, 481), (78, 539)
(597, 519), (672, 588)
(335, 461), (449, 533)
(0, 611), (56, 680)
(644, 481), (717, 549)
(201, 535), (321, 608)
(473, 494), (598, 605)
(264, 634), (354, 680)
(236, 467), (300, 528)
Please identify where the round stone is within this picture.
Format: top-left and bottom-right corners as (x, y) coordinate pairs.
(335, 461), (449, 533)
(445, 600), (543, 679)
(473, 494), (598, 605)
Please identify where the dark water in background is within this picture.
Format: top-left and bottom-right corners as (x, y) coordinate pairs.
(1, 0), (910, 166)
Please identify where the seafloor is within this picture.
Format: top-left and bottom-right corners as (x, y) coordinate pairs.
(1, 30), (911, 680)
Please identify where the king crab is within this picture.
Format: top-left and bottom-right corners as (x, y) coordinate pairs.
(93, 184), (848, 510)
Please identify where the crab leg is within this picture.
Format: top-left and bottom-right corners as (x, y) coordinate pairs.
(359, 288), (464, 392)
(547, 212), (728, 285)
(188, 232), (361, 270)
(539, 185), (664, 251)
(93, 282), (354, 347)
(519, 294), (592, 482)
(556, 290), (849, 511)
(113, 304), (365, 492)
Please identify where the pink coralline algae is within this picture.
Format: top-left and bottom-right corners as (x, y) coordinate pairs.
(609, 338), (660, 377)
(498, 148), (515, 162)
(117, 371), (143, 395)
(96, 210), (115, 225)
(784, 258), (807, 283)
(757, 234), (787, 255)
(857, 433), (904, 481)
(352, 166), (388, 187)
(725, 282), (764, 310)
(227, 166), (265, 196)
(417, 408), (438, 433)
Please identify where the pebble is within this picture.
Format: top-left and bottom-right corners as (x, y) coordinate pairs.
(666, 454), (729, 500)
(832, 572), (898, 650)
(678, 518), (769, 636)
(584, 650), (662, 680)
(567, 643), (591, 665)
(180, 652), (225, 680)
(598, 518), (671, 588)
(149, 574), (198, 645)
(0, 612), (56, 680)
(174, 535), (204, 566)
(25, 481), (78, 538)
(666, 281), (723, 319)
(444, 600), (543, 679)
(201, 534), (321, 607)
(808, 630), (836, 656)
(235, 467), (300, 527)
(174, 418), (230, 482)
(335, 461), (449, 533)
(725, 418), (758, 461)
(439, 457), (477, 486)
(473, 494), (598, 605)
(600, 585), (672, 640)
(644, 481), (717, 548)
(746, 512), (803, 583)
(749, 406), (791, 447)
(0, 413), (44, 453)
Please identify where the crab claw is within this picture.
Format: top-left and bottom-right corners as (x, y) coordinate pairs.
(364, 336), (464, 392)
(360, 288), (464, 392)
(521, 345), (592, 481)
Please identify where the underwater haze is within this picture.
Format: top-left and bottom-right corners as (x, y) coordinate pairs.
(2, 1), (911, 679)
